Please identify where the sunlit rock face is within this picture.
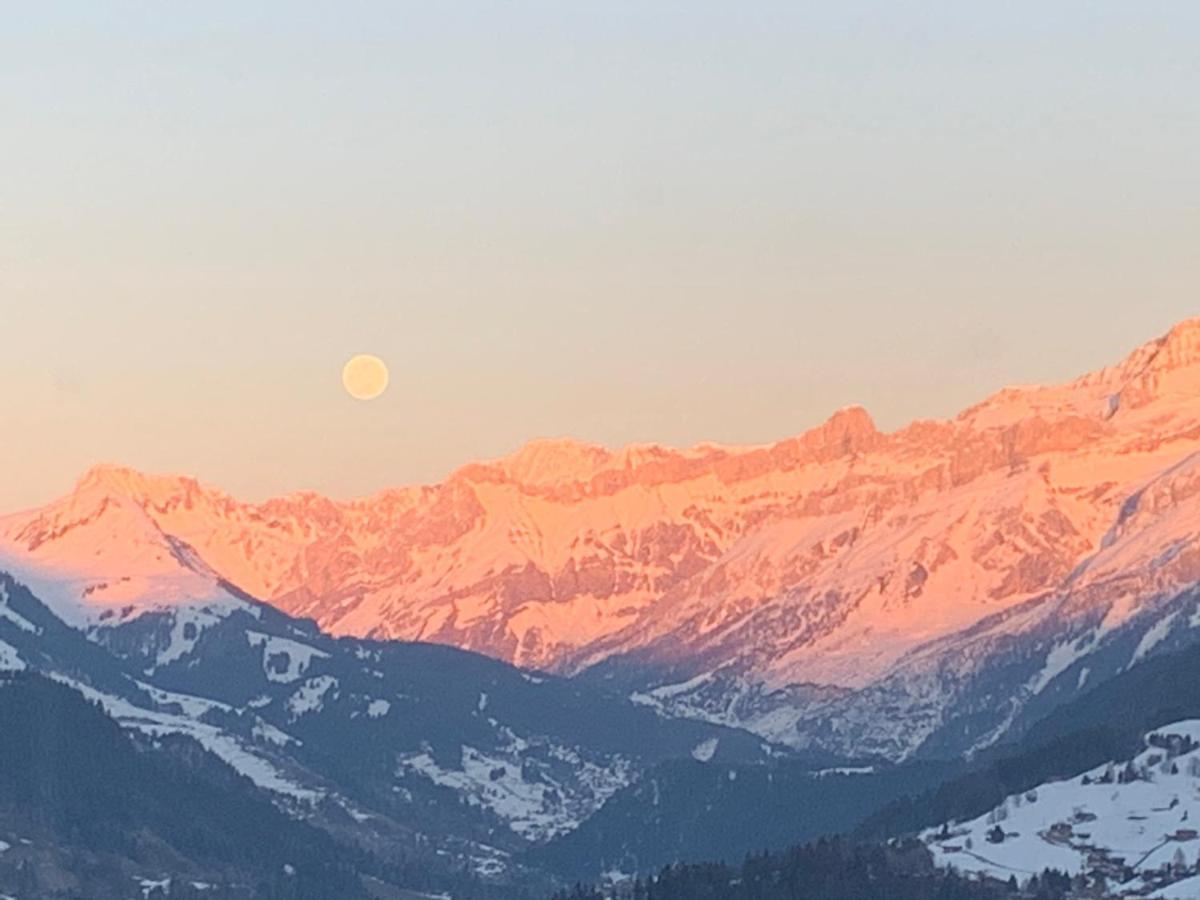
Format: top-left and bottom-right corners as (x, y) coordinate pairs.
(8, 318), (1200, 757)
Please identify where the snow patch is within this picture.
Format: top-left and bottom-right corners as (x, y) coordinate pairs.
(0, 638), (25, 671)
(1153, 874), (1200, 898)
(0, 583), (37, 633)
(645, 671), (714, 701)
(252, 719), (297, 747)
(286, 676), (338, 719)
(367, 698), (391, 719)
(1134, 612), (1180, 663)
(139, 682), (233, 718)
(153, 606), (225, 670)
(691, 737), (719, 762)
(246, 631), (329, 683)
(138, 877), (171, 898)
(1030, 636), (1094, 695)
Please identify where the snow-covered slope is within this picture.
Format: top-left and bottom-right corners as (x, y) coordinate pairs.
(926, 721), (1200, 897)
(7, 319), (1200, 758)
(0, 569), (770, 871)
(0, 473), (247, 629)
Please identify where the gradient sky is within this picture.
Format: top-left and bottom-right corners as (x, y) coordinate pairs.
(2, 2), (1198, 511)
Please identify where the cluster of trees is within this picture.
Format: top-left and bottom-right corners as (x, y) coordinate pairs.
(1147, 731), (1199, 756)
(0, 673), (367, 899)
(855, 724), (1136, 844)
(530, 754), (962, 881)
(550, 837), (1081, 900)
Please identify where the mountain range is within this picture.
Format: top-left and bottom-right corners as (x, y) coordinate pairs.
(6, 318), (1200, 894)
(6, 318), (1200, 760)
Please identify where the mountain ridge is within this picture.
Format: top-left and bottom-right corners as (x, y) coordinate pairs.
(51, 316), (1200, 507)
(6, 317), (1200, 758)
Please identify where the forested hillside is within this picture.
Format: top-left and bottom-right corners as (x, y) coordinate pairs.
(0, 673), (365, 899)
(549, 838), (1077, 900)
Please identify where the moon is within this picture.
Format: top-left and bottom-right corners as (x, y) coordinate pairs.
(342, 354), (389, 401)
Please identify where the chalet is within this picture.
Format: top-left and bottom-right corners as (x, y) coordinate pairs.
(1047, 822), (1074, 840)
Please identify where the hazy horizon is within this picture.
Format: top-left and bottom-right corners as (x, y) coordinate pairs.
(8, 312), (1198, 515)
(3, 2), (1198, 510)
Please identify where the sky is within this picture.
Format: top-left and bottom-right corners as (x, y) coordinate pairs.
(1, 2), (1198, 511)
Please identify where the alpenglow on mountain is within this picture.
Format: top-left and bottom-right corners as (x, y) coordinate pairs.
(6, 318), (1200, 759)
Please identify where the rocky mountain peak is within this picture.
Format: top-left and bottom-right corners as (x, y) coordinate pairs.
(819, 404), (878, 446)
(497, 437), (612, 487)
(1146, 316), (1200, 369)
(1106, 317), (1200, 411)
(72, 463), (199, 507)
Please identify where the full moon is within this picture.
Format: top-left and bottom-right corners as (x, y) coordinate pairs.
(342, 354), (389, 400)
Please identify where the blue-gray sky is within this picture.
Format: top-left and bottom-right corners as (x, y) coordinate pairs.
(2, 2), (1197, 510)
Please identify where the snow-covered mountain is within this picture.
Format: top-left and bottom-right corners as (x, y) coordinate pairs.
(0, 568), (770, 892)
(926, 720), (1200, 898)
(7, 318), (1200, 760)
